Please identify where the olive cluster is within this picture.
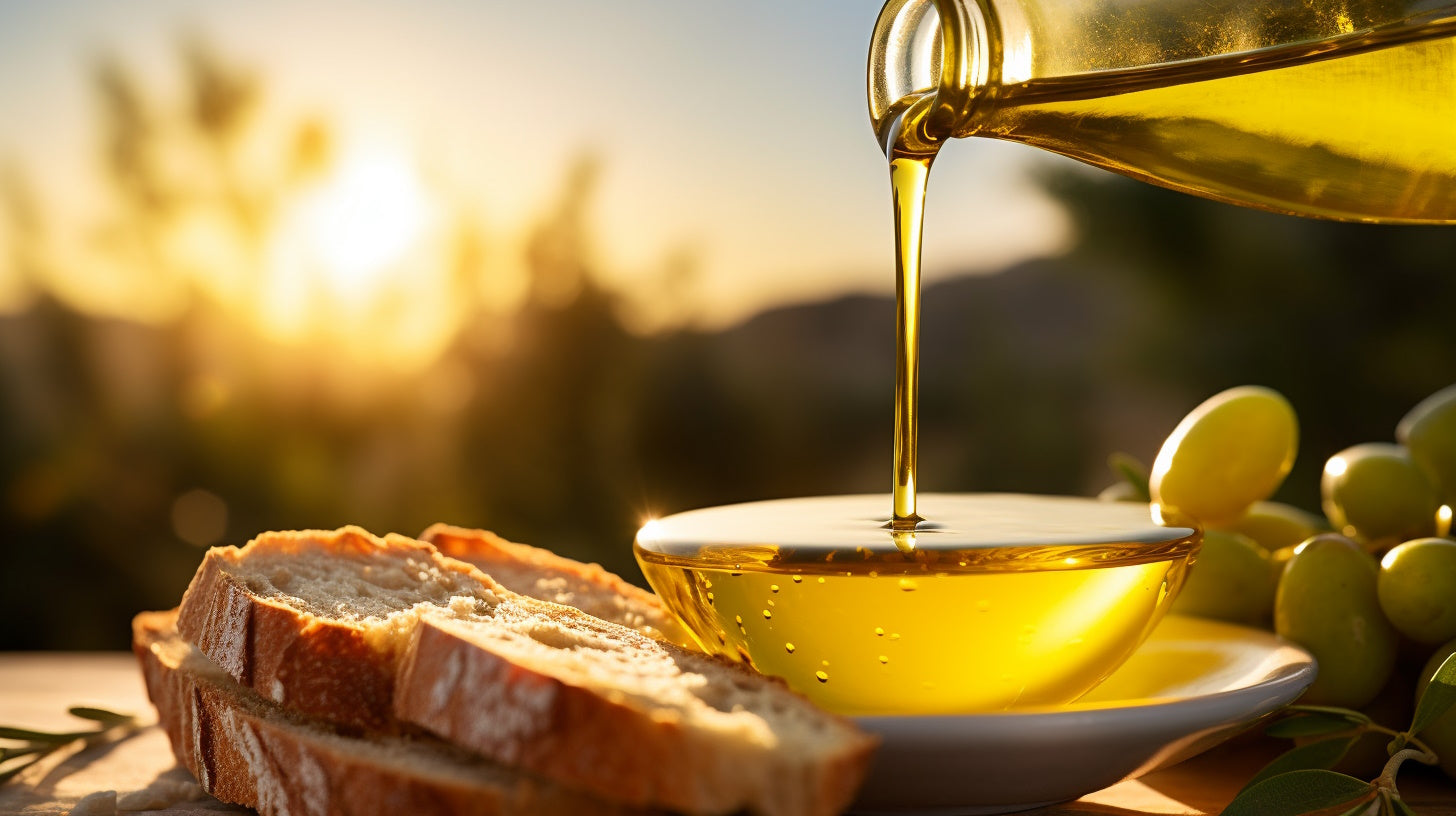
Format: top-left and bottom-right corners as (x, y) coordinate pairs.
(1107, 385), (1456, 780)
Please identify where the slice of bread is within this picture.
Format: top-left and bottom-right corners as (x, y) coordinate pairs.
(419, 523), (695, 647)
(133, 609), (655, 816)
(176, 527), (876, 816)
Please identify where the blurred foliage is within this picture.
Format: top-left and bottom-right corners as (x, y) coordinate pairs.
(1, 44), (1454, 649)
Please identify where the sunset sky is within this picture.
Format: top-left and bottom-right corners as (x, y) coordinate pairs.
(0, 0), (1071, 333)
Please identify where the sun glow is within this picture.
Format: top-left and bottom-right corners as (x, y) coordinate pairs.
(261, 136), (455, 370)
(305, 143), (431, 303)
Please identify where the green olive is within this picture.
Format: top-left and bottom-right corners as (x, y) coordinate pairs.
(1150, 386), (1298, 526)
(1171, 530), (1278, 625)
(1212, 500), (1327, 551)
(1322, 443), (1439, 547)
(1275, 533), (1397, 708)
(1398, 384), (1456, 507)
(1416, 638), (1456, 781)
(1378, 537), (1456, 644)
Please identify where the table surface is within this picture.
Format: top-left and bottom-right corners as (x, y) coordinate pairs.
(1, 653), (1453, 816)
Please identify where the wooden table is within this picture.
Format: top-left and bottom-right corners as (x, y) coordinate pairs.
(1, 653), (1453, 815)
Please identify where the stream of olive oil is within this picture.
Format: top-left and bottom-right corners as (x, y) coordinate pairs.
(887, 15), (1456, 524)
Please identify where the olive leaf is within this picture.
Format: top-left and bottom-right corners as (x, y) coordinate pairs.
(0, 726), (97, 743)
(66, 707), (134, 726)
(1108, 453), (1151, 502)
(1242, 736), (1357, 791)
(1269, 714), (1368, 740)
(1219, 769), (1373, 816)
(1389, 795), (1419, 816)
(0, 707), (139, 788)
(1410, 650), (1456, 736)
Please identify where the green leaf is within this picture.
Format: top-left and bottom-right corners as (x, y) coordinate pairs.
(1219, 769), (1373, 816)
(1243, 737), (1357, 790)
(1389, 795), (1419, 816)
(1109, 452), (1151, 502)
(1286, 704), (1373, 722)
(1334, 801), (1377, 816)
(0, 726), (93, 743)
(0, 745), (45, 762)
(1411, 650), (1456, 735)
(66, 707), (133, 726)
(1266, 711), (1365, 738)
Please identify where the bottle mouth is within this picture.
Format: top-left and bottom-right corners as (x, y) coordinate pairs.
(868, 0), (993, 151)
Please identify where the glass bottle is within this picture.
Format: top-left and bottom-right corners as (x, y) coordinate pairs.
(869, 0), (1456, 222)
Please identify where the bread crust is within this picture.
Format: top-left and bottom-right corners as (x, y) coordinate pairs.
(420, 523), (695, 646)
(134, 610), (652, 816)
(395, 616), (876, 816)
(177, 529), (425, 732)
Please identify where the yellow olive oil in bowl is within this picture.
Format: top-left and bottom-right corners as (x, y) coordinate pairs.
(635, 493), (1199, 715)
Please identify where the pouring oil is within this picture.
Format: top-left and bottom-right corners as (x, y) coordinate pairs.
(877, 12), (1456, 223)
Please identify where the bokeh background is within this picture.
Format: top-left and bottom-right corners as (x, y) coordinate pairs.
(1, 1), (1452, 650)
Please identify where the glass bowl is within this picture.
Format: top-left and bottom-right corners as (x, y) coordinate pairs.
(634, 493), (1200, 715)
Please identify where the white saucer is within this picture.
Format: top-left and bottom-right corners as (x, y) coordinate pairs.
(850, 615), (1316, 814)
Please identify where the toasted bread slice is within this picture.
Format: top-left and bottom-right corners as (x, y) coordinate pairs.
(176, 527), (876, 816)
(419, 523), (695, 647)
(133, 609), (654, 816)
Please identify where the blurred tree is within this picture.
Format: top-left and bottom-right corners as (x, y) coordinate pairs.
(1040, 164), (1456, 508)
(2, 39), (1452, 653)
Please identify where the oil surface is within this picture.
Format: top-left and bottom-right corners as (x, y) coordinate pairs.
(636, 494), (1198, 714)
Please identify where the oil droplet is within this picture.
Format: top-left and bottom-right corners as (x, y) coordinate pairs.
(976, 599), (991, 612)
(716, 630), (727, 643)
(734, 615), (743, 625)
(785, 642), (796, 654)
(706, 592), (715, 603)
(817, 577), (826, 584)
(762, 609), (772, 619)
(958, 560), (968, 567)
(898, 578), (918, 592)
(792, 575), (803, 583)
(815, 670), (829, 683)
(770, 584), (780, 593)
(821, 659), (830, 667)
(889, 633), (901, 641)
(703, 579), (712, 589)
(874, 627), (885, 637)
(868, 570), (879, 578)
(878, 655), (889, 664)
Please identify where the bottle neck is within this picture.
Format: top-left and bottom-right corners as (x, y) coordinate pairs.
(868, 0), (996, 152)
